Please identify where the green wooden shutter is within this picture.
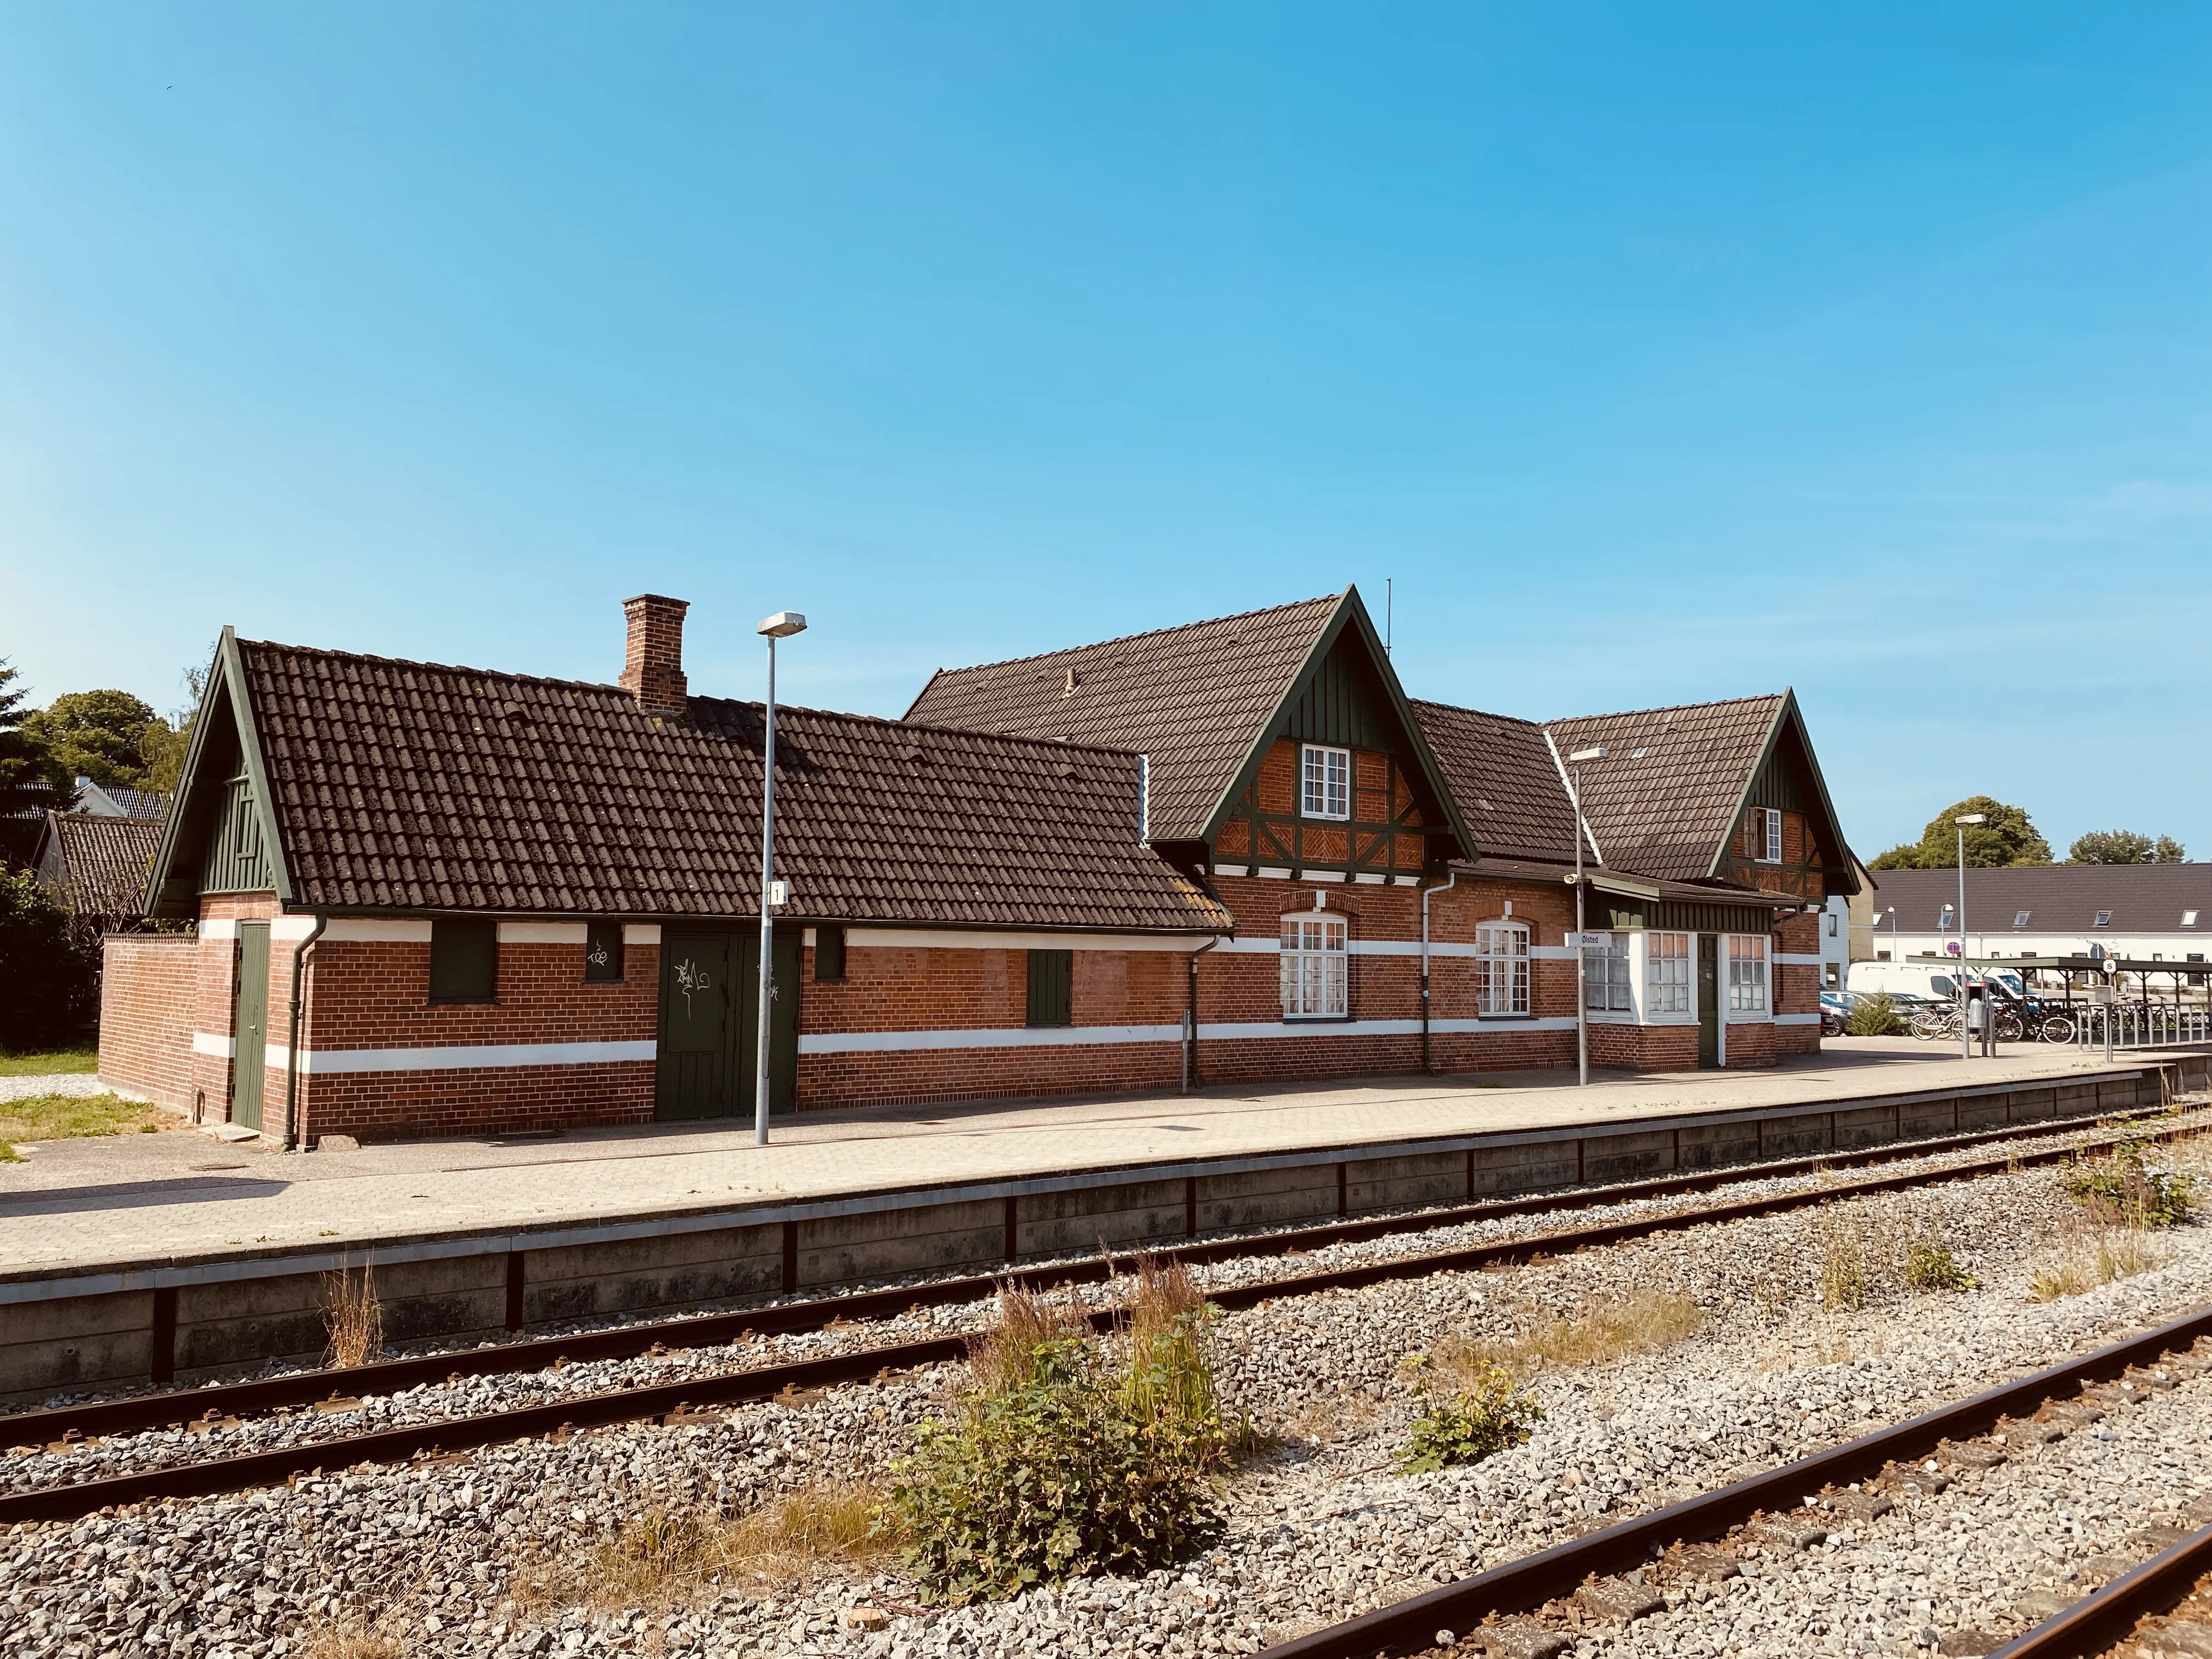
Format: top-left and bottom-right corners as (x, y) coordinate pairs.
(1026, 949), (1073, 1028)
(430, 918), (498, 1003)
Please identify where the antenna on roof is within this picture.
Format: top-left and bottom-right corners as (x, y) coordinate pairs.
(1385, 579), (1393, 656)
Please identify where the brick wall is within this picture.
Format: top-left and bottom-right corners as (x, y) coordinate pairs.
(97, 934), (199, 1110)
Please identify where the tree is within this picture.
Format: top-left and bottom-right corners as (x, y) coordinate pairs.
(1874, 796), (2051, 871)
(0, 867), (98, 1049)
(0, 662), (71, 868)
(2068, 830), (2187, 865)
(20, 688), (163, 789)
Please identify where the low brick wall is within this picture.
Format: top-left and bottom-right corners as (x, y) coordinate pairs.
(96, 934), (200, 1113)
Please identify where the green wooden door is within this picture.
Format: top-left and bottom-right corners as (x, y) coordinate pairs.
(232, 922), (270, 1131)
(1696, 934), (1720, 1070)
(656, 927), (802, 1120)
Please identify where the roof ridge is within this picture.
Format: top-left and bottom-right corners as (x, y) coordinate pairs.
(238, 637), (627, 698)
(918, 591), (1342, 680)
(1547, 691), (1786, 726)
(1407, 696), (1547, 733)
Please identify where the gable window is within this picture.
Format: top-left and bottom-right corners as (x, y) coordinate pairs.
(2094, 910), (2113, 928)
(1761, 808), (1782, 864)
(1025, 949), (1073, 1028)
(430, 918), (498, 1004)
(2013, 910), (2032, 928)
(584, 921), (625, 983)
(1647, 932), (1691, 1014)
(1726, 935), (1768, 1013)
(1300, 744), (1351, 821)
(1281, 914), (1348, 1018)
(1474, 922), (1529, 1015)
(1581, 932), (1631, 1013)
(814, 924), (848, 982)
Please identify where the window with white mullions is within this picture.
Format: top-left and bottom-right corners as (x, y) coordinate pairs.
(1757, 808), (1782, 864)
(1300, 744), (1351, 820)
(1581, 930), (1632, 1013)
(1646, 931), (1692, 1014)
(1474, 921), (1529, 1015)
(1280, 914), (1348, 1018)
(1727, 935), (1769, 1012)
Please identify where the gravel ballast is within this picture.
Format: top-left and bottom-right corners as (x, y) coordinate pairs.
(3, 1120), (2208, 1659)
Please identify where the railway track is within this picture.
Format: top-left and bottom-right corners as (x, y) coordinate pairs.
(0, 1104), (2197, 1531)
(1258, 1306), (2212, 1659)
(1990, 1523), (2212, 1659)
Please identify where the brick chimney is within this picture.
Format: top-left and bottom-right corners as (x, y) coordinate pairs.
(620, 594), (690, 714)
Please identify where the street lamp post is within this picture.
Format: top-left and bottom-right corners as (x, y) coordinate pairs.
(1878, 905), (1897, 963)
(1567, 746), (1609, 1087)
(754, 610), (808, 1147)
(1953, 812), (1986, 1061)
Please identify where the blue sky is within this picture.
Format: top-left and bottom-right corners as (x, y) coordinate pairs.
(3, 4), (2208, 860)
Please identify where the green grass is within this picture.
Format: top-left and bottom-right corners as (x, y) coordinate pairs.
(0, 1046), (100, 1076)
(0, 1092), (164, 1160)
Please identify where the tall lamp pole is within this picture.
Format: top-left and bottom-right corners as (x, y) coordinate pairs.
(1953, 812), (1986, 1061)
(1567, 746), (1609, 1087)
(754, 610), (808, 1147)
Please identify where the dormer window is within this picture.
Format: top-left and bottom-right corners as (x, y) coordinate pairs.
(2094, 910), (2113, 927)
(2013, 910), (2032, 928)
(1301, 744), (1351, 820)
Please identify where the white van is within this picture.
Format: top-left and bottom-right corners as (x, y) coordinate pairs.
(1847, 961), (2026, 1002)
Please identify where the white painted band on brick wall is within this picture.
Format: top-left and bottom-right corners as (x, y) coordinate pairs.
(624, 924), (662, 945)
(197, 919), (239, 940)
(191, 1031), (236, 1058)
(498, 922), (588, 944)
(278, 1040), (659, 1074)
(845, 928), (1222, 953)
(1774, 1012), (1822, 1026)
(1773, 953), (1824, 965)
(799, 1015), (1585, 1053)
(269, 916), (320, 940)
(321, 919), (435, 943)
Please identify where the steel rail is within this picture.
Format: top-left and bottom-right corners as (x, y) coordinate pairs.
(1, 1103), (2170, 1449)
(0, 1110), (2191, 1530)
(1257, 1305), (2212, 1659)
(1985, 1524), (2212, 1659)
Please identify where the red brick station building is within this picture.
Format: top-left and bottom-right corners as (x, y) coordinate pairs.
(99, 590), (1858, 1146)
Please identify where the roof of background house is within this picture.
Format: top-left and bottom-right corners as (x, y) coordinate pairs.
(228, 639), (1230, 933)
(38, 812), (163, 919)
(1408, 701), (1578, 862)
(1863, 864), (2212, 934)
(74, 780), (170, 821)
(904, 594), (1342, 844)
(1543, 695), (1790, 884)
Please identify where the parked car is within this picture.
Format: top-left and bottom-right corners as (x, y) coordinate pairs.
(1819, 990), (1859, 1035)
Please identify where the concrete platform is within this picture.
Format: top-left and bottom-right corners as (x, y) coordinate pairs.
(1, 1040), (2202, 1402)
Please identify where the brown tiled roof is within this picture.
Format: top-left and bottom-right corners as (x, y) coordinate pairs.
(1409, 701), (1578, 861)
(904, 595), (1342, 843)
(234, 640), (1229, 933)
(1543, 695), (1787, 883)
(42, 812), (163, 919)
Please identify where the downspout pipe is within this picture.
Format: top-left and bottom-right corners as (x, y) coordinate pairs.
(1420, 868), (1462, 1074)
(283, 910), (329, 1152)
(1184, 934), (1222, 1094)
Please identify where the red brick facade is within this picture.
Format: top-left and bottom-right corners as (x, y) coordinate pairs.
(95, 934), (198, 1111)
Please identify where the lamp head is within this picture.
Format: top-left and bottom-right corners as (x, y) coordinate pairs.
(1567, 746), (1609, 764)
(1954, 812), (1987, 826)
(757, 611), (808, 639)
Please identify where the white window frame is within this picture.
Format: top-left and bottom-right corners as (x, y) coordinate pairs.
(1474, 921), (1530, 1017)
(2013, 910), (2032, 928)
(1279, 913), (1348, 1019)
(1759, 808), (1782, 865)
(1300, 744), (1351, 821)
(2185, 911), (2200, 929)
(1646, 930), (1693, 1019)
(2094, 910), (2113, 928)
(1581, 930), (1633, 1016)
(1726, 934), (1769, 1014)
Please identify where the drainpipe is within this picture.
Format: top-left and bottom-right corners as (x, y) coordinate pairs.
(283, 910), (329, 1152)
(1184, 935), (1222, 1094)
(1420, 868), (1462, 1074)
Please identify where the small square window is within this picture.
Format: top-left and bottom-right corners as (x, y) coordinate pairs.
(2094, 910), (2113, 927)
(2013, 910), (2031, 928)
(584, 920), (625, 983)
(814, 924), (848, 982)
(1300, 744), (1351, 820)
(429, 918), (497, 1003)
